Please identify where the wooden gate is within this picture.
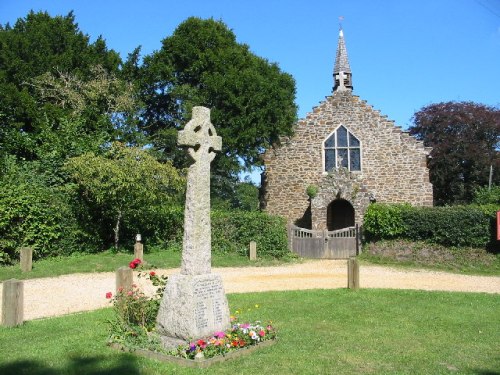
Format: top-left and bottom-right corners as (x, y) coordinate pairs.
(288, 225), (359, 259)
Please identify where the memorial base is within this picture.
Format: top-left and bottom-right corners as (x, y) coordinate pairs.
(156, 273), (230, 349)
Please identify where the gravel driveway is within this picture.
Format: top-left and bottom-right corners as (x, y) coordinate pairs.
(1, 260), (499, 321)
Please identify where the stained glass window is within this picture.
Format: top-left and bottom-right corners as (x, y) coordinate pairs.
(323, 126), (361, 172)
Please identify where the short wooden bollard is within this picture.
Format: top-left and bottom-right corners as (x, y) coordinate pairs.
(116, 267), (133, 294)
(2, 279), (24, 327)
(347, 258), (360, 290)
(134, 242), (144, 262)
(20, 247), (33, 272)
(249, 241), (257, 261)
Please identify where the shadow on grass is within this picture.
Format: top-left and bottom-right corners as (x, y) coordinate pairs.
(0, 354), (140, 375)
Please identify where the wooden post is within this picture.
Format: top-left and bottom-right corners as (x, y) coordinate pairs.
(134, 242), (144, 262)
(249, 241), (257, 261)
(116, 267), (133, 294)
(355, 224), (361, 255)
(2, 279), (24, 327)
(347, 258), (360, 290)
(287, 223), (293, 251)
(20, 247), (33, 272)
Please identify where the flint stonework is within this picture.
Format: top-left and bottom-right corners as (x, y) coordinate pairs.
(156, 107), (230, 348)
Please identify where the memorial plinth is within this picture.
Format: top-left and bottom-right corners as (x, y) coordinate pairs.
(156, 107), (230, 348)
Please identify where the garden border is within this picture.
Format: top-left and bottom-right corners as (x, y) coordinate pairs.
(108, 339), (277, 368)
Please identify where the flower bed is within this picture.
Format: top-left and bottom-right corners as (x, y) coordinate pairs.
(106, 258), (277, 366)
(109, 338), (276, 368)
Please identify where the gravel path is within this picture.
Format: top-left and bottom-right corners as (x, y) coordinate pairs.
(1, 260), (499, 321)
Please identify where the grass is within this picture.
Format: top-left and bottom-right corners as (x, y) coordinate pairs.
(0, 248), (299, 282)
(0, 289), (499, 374)
(359, 240), (500, 276)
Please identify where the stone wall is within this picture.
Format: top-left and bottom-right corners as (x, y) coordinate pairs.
(261, 90), (433, 229)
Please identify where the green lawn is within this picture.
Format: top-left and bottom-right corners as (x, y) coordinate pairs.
(1, 289), (499, 374)
(0, 250), (298, 282)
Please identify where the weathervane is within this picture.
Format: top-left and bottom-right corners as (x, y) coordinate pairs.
(338, 15), (344, 31)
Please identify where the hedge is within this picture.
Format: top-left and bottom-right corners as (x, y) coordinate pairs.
(136, 207), (289, 259)
(364, 203), (498, 248)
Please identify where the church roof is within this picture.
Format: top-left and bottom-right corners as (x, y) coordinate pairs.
(333, 29), (351, 74)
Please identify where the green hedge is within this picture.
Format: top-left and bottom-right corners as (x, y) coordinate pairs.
(364, 203), (498, 248)
(211, 211), (289, 258)
(138, 208), (289, 259)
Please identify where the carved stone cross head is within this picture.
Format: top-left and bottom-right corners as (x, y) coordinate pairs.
(178, 106), (222, 163)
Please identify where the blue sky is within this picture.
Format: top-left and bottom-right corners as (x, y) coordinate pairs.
(2, 0), (499, 129)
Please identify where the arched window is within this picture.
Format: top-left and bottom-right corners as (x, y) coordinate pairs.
(323, 125), (361, 172)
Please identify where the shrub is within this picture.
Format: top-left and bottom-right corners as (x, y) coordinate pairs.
(212, 211), (289, 258)
(363, 203), (409, 240)
(129, 207), (289, 259)
(364, 203), (497, 248)
(0, 179), (94, 263)
(473, 186), (500, 205)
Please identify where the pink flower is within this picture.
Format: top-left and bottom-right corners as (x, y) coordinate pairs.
(127, 291), (133, 296)
(105, 292), (112, 299)
(214, 331), (225, 339)
(258, 330), (266, 337)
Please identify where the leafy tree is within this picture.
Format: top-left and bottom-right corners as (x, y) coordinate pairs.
(64, 143), (185, 249)
(0, 11), (121, 160)
(136, 17), (297, 197)
(409, 101), (500, 205)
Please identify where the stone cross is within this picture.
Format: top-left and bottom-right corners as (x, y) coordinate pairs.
(335, 71), (346, 91)
(156, 106), (230, 348)
(178, 106), (222, 276)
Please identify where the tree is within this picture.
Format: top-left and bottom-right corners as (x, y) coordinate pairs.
(409, 101), (500, 205)
(136, 17), (297, 197)
(0, 11), (121, 160)
(64, 143), (185, 249)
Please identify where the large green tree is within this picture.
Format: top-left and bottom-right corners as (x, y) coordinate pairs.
(0, 11), (121, 161)
(135, 17), (297, 197)
(409, 101), (500, 205)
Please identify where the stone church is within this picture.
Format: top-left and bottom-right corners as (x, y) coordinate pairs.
(261, 29), (433, 231)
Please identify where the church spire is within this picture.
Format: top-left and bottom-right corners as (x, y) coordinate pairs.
(333, 27), (353, 92)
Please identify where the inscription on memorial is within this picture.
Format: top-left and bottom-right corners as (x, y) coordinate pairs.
(193, 278), (225, 328)
(194, 278), (223, 299)
(194, 301), (208, 329)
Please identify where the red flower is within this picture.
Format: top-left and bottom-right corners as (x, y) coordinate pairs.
(129, 258), (141, 269)
(196, 339), (207, 349)
(149, 271), (156, 277)
(258, 330), (265, 337)
(105, 292), (112, 299)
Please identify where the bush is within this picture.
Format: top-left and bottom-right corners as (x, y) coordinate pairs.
(212, 211), (289, 258)
(363, 203), (409, 240)
(0, 177), (97, 263)
(129, 207), (289, 259)
(473, 186), (500, 205)
(364, 203), (498, 248)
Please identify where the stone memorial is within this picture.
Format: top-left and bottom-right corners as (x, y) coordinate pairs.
(156, 106), (230, 349)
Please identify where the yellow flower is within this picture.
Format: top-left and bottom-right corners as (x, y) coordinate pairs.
(255, 304), (259, 308)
